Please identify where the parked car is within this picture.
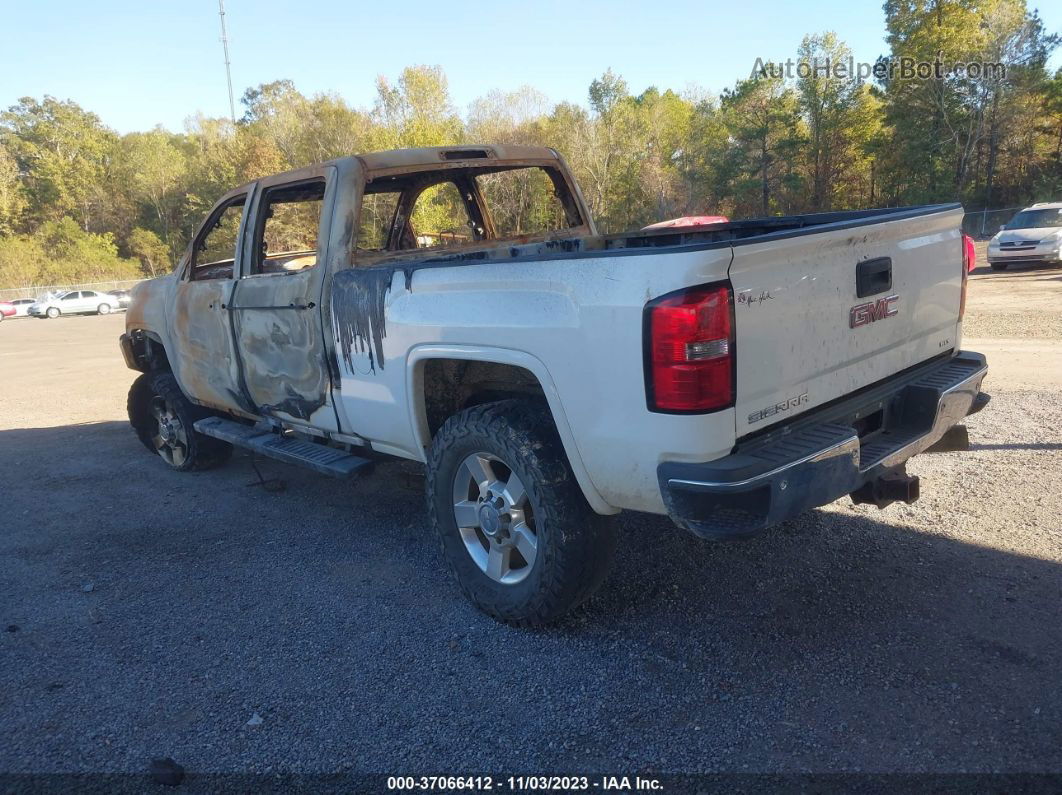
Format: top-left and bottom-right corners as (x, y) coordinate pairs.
(0, 302), (14, 322)
(119, 145), (988, 625)
(108, 289), (132, 309)
(29, 289), (121, 318)
(987, 202), (1062, 270)
(9, 298), (36, 317)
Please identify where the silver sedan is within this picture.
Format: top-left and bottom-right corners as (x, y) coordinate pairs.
(28, 290), (122, 319)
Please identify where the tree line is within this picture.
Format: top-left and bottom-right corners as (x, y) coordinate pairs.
(0, 0), (1059, 289)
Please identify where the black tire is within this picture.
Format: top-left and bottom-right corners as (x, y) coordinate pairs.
(97, 304), (111, 315)
(46, 307), (60, 318)
(990, 263), (1007, 271)
(127, 371), (232, 471)
(426, 399), (616, 626)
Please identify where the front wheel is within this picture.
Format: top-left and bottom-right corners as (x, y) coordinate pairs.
(426, 399), (616, 625)
(46, 307), (60, 318)
(97, 303), (112, 315)
(127, 372), (232, 471)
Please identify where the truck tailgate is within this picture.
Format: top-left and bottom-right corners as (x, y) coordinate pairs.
(727, 206), (964, 436)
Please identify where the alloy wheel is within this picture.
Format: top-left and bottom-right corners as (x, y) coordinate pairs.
(452, 452), (538, 584)
(150, 395), (190, 467)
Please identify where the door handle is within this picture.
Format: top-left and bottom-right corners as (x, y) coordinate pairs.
(856, 257), (892, 298)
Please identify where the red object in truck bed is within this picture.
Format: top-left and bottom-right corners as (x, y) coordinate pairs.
(643, 215), (729, 230)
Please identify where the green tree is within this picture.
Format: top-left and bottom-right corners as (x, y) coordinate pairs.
(373, 66), (462, 149)
(685, 96), (735, 216)
(797, 33), (880, 210)
(127, 227), (172, 277)
(880, 0), (1057, 205)
(0, 96), (116, 231)
(0, 143), (26, 234)
(119, 130), (187, 259)
(720, 72), (804, 216)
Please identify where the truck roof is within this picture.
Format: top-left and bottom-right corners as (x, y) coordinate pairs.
(231, 145), (564, 193)
(356, 144), (562, 172)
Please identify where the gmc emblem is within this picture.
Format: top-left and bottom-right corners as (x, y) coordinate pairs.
(850, 295), (899, 328)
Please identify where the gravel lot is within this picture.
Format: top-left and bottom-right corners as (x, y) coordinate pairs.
(1, 256), (1061, 777)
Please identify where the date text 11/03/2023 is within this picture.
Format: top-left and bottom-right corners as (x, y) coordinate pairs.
(386, 775), (664, 791)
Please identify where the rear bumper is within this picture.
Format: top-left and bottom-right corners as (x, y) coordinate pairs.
(658, 351), (989, 539)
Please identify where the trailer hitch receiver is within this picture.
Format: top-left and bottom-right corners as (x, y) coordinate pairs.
(850, 471), (920, 509)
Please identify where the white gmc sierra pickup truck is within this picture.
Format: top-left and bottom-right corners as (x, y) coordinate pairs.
(120, 145), (989, 624)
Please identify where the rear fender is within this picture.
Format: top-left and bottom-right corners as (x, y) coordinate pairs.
(406, 344), (618, 516)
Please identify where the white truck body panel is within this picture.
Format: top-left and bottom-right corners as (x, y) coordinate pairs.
(728, 207), (964, 436)
(332, 245), (736, 514)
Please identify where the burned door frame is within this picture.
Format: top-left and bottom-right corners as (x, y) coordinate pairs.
(228, 163), (341, 431)
(169, 188), (257, 415)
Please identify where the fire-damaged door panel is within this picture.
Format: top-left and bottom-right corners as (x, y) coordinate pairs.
(228, 167), (338, 430)
(170, 191), (252, 414)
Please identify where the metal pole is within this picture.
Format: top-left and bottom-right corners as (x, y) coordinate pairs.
(218, 0), (236, 125)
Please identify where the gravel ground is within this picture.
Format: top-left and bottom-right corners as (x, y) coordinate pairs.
(1, 261), (1061, 777)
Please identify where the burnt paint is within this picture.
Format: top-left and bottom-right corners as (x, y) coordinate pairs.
(329, 236), (588, 376)
(233, 309), (329, 420)
(331, 265), (416, 374)
(231, 269), (332, 422)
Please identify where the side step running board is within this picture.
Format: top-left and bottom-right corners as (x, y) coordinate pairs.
(194, 417), (375, 479)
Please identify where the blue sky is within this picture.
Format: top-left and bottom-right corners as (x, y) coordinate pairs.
(1, 0), (1059, 134)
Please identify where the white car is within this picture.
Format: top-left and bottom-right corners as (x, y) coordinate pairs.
(28, 289), (121, 318)
(8, 298), (36, 317)
(987, 202), (1062, 270)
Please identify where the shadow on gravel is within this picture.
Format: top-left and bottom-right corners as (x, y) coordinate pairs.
(2, 419), (1061, 772)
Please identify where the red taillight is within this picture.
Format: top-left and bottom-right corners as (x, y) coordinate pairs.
(960, 233), (974, 319)
(646, 283), (734, 412)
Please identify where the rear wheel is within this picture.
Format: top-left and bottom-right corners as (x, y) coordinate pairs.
(426, 399), (616, 625)
(97, 303), (111, 315)
(46, 307), (60, 318)
(127, 372), (232, 471)
(990, 263), (1008, 271)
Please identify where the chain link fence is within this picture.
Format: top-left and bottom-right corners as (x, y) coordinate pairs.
(961, 207), (1025, 239)
(0, 279), (147, 304)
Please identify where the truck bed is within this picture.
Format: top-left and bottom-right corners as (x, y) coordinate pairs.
(342, 203), (965, 438)
(365, 204), (961, 268)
